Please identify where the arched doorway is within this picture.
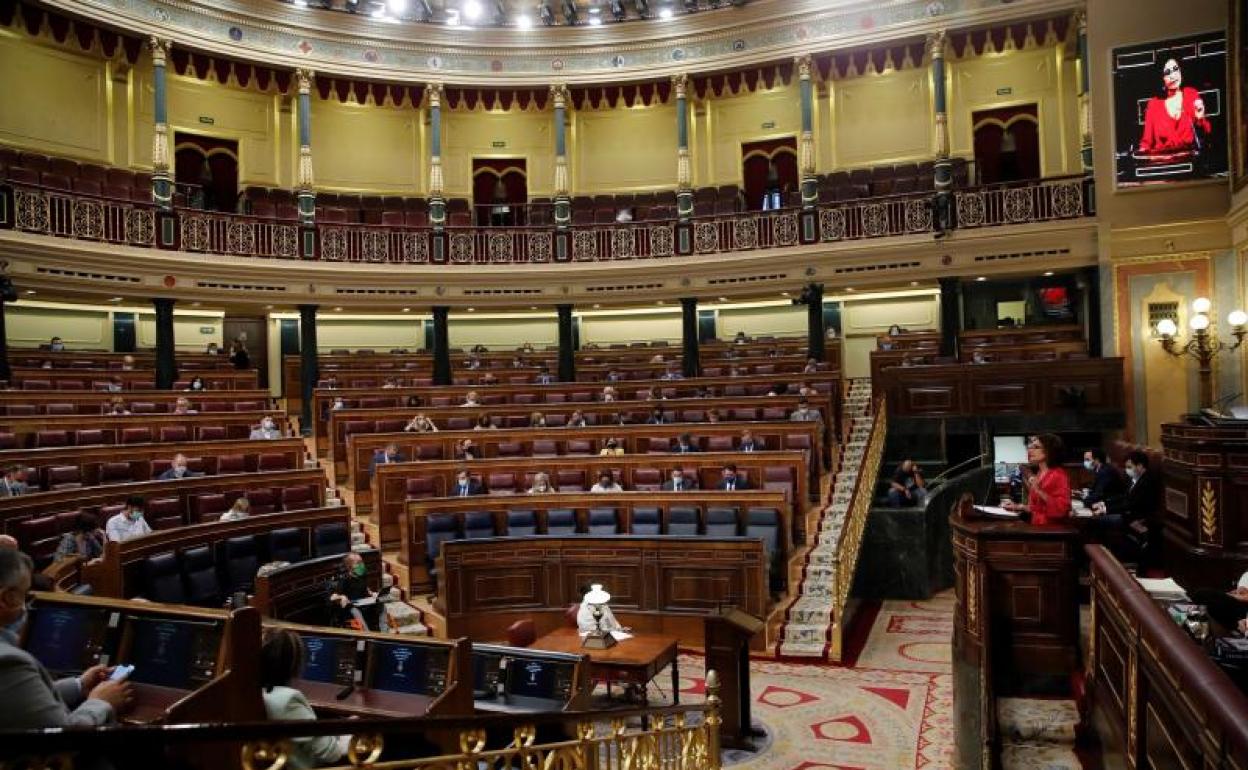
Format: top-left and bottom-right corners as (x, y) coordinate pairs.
(472, 159), (528, 226)
(174, 132), (240, 212)
(971, 105), (1040, 185)
(741, 137), (798, 210)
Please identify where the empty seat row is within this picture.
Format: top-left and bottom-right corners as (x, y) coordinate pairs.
(141, 523), (351, 606)
(14, 452), (296, 492)
(5, 423), (265, 449)
(1, 400), (267, 416)
(15, 379), (253, 392)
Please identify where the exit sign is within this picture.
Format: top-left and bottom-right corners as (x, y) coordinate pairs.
(198, 116), (215, 125)
(491, 140), (506, 148)
(761, 121), (776, 129)
(995, 87), (1013, 96)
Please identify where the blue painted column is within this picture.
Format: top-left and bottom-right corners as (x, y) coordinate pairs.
(149, 37), (173, 210)
(426, 83), (446, 229)
(797, 55), (817, 209)
(295, 69), (316, 225)
(297, 304), (318, 435)
(551, 84), (571, 228)
(929, 31), (951, 191)
(1076, 11), (1092, 174)
(674, 74), (693, 221)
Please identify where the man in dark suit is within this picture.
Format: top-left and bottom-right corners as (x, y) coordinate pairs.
(1091, 450), (1161, 563)
(1080, 448), (1125, 508)
(451, 469), (486, 497)
(738, 430), (761, 453)
(157, 453), (204, 481)
(661, 468), (697, 492)
(368, 443), (406, 476)
(674, 433), (699, 453)
(716, 464), (751, 491)
(0, 467), (28, 498)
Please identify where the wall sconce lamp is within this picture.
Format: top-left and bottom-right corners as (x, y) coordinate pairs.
(1155, 296), (1247, 410)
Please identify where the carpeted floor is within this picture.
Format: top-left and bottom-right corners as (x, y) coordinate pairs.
(656, 591), (956, 770)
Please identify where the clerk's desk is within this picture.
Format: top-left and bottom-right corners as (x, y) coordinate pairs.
(22, 592), (264, 725)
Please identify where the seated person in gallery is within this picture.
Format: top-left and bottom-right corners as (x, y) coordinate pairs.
(369, 443), (405, 475)
(404, 414), (437, 432)
(157, 453), (203, 480)
(53, 513), (105, 563)
(566, 410), (588, 428)
(250, 417), (282, 440)
(460, 391), (481, 407)
(473, 414), (498, 430)
(529, 411), (548, 428)
(185, 376), (206, 392)
(454, 439), (479, 461)
(599, 438), (624, 456)
(590, 471), (623, 494)
(739, 430), (761, 452)
(105, 496), (151, 543)
(888, 459), (927, 507)
(527, 472), (555, 494)
(172, 397), (197, 415)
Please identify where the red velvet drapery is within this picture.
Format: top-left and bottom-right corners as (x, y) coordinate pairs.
(972, 105), (1040, 184)
(174, 133), (239, 212)
(741, 137), (798, 210)
(471, 158), (528, 226)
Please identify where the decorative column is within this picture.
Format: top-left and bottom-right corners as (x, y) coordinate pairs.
(295, 69), (316, 225)
(298, 304), (319, 435)
(426, 83), (446, 229)
(939, 277), (961, 360)
(680, 297), (700, 378)
(0, 278), (12, 383)
(153, 298), (177, 389)
(805, 283), (825, 362)
(431, 306), (451, 386)
(556, 304), (576, 382)
(551, 84), (571, 229)
(929, 31), (951, 191)
(1079, 267), (1102, 358)
(149, 37), (173, 210)
(797, 55), (817, 209)
(1076, 10), (1092, 174)
(674, 74), (693, 221)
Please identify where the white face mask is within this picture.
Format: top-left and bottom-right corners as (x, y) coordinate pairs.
(1083, 459), (1094, 470)
(262, 420), (275, 430)
(1126, 466), (1140, 481)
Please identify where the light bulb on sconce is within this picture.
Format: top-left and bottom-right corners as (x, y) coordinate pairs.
(1192, 297), (1213, 314)
(1156, 318), (1178, 338)
(1190, 314), (1211, 332)
(1228, 310), (1248, 328)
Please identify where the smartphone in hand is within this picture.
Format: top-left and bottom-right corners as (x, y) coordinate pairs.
(109, 664), (135, 682)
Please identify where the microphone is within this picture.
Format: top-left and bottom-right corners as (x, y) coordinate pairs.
(335, 683), (356, 700)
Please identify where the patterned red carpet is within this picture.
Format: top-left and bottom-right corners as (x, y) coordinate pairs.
(673, 591), (956, 769)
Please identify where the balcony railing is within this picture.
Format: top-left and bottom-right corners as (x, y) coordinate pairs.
(2, 175), (1092, 265)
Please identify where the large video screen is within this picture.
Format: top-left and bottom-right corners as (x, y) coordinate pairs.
(1112, 31), (1229, 187)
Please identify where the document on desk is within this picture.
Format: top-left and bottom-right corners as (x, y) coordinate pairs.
(1135, 577), (1188, 601)
(577, 630), (635, 640)
(973, 505), (1019, 518)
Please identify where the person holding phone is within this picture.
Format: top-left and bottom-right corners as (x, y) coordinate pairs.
(0, 549), (134, 727)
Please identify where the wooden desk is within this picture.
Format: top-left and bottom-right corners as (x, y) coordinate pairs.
(295, 679), (435, 718)
(532, 627), (680, 704)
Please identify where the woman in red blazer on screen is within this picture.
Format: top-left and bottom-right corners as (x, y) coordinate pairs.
(1137, 58), (1211, 157)
(1003, 433), (1071, 526)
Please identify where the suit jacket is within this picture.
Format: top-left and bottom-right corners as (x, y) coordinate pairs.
(1084, 464), (1125, 508)
(368, 452), (406, 476)
(0, 630), (113, 728)
(739, 441), (760, 453)
(450, 480), (486, 497)
(660, 479), (698, 491)
(157, 468), (203, 481)
(261, 686), (348, 769)
(0, 480), (27, 498)
(1116, 470), (1162, 523)
(716, 478), (752, 491)
(675, 444), (699, 454)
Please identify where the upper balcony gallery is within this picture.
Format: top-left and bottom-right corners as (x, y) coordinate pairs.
(0, 1), (1095, 265)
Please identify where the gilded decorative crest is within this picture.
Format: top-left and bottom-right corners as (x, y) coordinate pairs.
(1200, 480), (1218, 543)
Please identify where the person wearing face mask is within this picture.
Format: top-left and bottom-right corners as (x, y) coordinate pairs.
(452, 470), (485, 497)
(250, 417), (282, 440)
(1079, 448), (1124, 509)
(527, 472), (555, 494)
(369, 443), (405, 476)
(599, 438), (624, 456)
(0, 548), (134, 728)
(48, 336), (65, 353)
(105, 496), (150, 543)
(185, 376), (206, 392)
(328, 552), (378, 631)
(157, 453), (203, 480)
(661, 468), (697, 492)
(1090, 450), (1161, 562)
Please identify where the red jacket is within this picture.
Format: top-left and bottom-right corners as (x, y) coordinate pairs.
(1138, 87), (1210, 154)
(1030, 467), (1072, 526)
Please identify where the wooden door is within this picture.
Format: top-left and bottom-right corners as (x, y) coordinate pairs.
(223, 316), (268, 388)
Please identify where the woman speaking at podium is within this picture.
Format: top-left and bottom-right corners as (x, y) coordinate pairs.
(1003, 434), (1072, 525)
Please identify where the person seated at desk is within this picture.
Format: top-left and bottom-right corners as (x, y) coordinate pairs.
(739, 430), (761, 453)
(329, 552), (378, 631)
(527, 472), (555, 494)
(674, 433), (699, 454)
(172, 397), (198, 416)
(120, 354), (136, 371)
(1002, 434), (1072, 525)
(1188, 570), (1248, 637)
(454, 439), (479, 462)
(185, 376), (206, 392)
(205, 342), (220, 355)
(888, 459), (927, 508)
(0, 466), (28, 498)
(157, 453), (203, 480)
(220, 498), (251, 522)
(404, 414), (437, 433)
(662, 468), (697, 492)
(480, 372), (499, 387)
(369, 443), (405, 475)
(529, 411), (548, 428)
(48, 336), (65, 353)
(566, 410), (588, 429)
(0, 548), (133, 728)
(1080, 448), (1125, 509)
(54, 513), (104, 563)
(600, 386), (618, 403)
(660, 364), (683, 381)
(790, 399), (821, 423)
(646, 406), (668, 425)
(717, 464), (750, 491)
(103, 375), (124, 393)
(605, 369), (621, 383)
(105, 496), (151, 543)
(576, 585), (628, 635)
(535, 366), (554, 385)
(451, 469), (486, 497)
(473, 414), (498, 431)
(250, 417), (282, 440)
(803, 358), (819, 374)
(1089, 450), (1160, 562)
(460, 391), (481, 408)
(104, 397), (130, 416)
(590, 471), (623, 494)
(259, 628), (350, 768)
(599, 437), (624, 456)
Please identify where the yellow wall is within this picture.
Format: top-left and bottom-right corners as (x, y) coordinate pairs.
(5, 302), (225, 351)
(579, 309), (682, 345)
(831, 66), (931, 169)
(706, 84), (801, 186)
(0, 30), (111, 163)
(314, 317), (426, 351)
(949, 43), (1079, 177)
(716, 305), (806, 338)
(448, 316), (558, 349)
(840, 292), (940, 378)
(573, 104), (676, 192)
(311, 98), (422, 194)
(445, 109), (552, 197)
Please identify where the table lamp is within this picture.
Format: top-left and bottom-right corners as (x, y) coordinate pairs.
(582, 583), (617, 649)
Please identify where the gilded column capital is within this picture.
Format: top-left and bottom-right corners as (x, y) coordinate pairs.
(550, 83), (568, 110)
(295, 68), (314, 95)
(672, 73), (688, 100)
(795, 54), (813, 81)
(1074, 9), (1087, 35)
(148, 36), (170, 67)
(926, 30), (947, 61)
(425, 82), (443, 109)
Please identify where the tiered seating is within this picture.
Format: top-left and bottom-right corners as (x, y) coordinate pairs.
(814, 157), (969, 203)
(8, 367), (259, 390)
(8, 351), (242, 370)
(0, 390), (273, 416)
(0, 147), (152, 203)
(0, 411), (286, 449)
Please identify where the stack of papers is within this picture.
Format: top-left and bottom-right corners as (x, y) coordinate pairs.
(1136, 577), (1189, 602)
(972, 505), (1020, 518)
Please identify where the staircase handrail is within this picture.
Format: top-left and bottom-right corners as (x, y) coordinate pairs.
(830, 396), (888, 616)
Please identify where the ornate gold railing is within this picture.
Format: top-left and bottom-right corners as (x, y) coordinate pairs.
(0, 673), (722, 770)
(827, 398), (886, 661)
